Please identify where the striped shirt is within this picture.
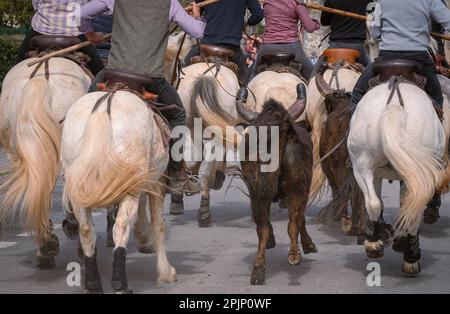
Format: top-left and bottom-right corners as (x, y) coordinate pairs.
(31, 0), (89, 36)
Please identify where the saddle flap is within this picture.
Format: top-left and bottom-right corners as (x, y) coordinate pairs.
(323, 48), (360, 65)
(103, 69), (154, 93)
(199, 44), (235, 60)
(373, 60), (422, 82)
(30, 35), (81, 52)
(260, 52), (295, 68)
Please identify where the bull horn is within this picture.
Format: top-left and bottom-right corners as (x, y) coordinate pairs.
(315, 71), (334, 98)
(235, 88), (256, 122)
(287, 83), (307, 120)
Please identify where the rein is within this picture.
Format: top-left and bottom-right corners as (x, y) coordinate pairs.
(196, 39), (240, 99)
(171, 32), (187, 87)
(313, 129), (350, 167)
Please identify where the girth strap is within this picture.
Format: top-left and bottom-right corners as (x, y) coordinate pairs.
(387, 76), (405, 107)
(30, 59), (50, 81)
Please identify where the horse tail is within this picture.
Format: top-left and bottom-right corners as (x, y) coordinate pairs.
(380, 97), (444, 237)
(308, 103), (328, 204)
(0, 77), (61, 238)
(189, 75), (240, 147)
(64, 97), (155, 210)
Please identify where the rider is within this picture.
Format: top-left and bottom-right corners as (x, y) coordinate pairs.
(351, 0), (450, 111)
(78, 0), (206, 213)
(250, 0), (320, 81)
(15, 0), (104, 75)
(184, 0), (264, 85)
(320, 0), (373, 67)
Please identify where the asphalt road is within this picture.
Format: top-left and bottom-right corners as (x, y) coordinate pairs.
(0, 163), (449, 294)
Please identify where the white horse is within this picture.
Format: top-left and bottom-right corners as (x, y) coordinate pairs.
(348, 76), (450, 276)
(177, 62), (240, 226)
(0, 57), (91, 268)
(61, 90), (176, 293)
(246, 71), (306, 113)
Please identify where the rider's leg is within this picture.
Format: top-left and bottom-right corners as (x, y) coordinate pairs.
(15, 28), (42, 64)
(147, 78), (187, 213)
(78, 35), (105, 76)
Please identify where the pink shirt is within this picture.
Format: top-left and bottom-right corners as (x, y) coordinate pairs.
(263, 0), (320, 44)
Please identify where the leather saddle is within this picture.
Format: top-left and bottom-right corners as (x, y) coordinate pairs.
(323, 48), (360, 65)
(199, 44), (235, 62)
(261, 52), (295, 68)
(103, 69), (155, 94)
(30, 35), (81, 53)
(373, 60), (422, 82)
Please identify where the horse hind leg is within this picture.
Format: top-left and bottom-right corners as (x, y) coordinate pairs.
(392, 201), (422, 276)
(250, 199), (271, 285)
(353, 161), (385, 258)
(75, 207), (103, 294)
(111, 195), (139, 294)
(197, 159), (217, 227)
(148, 184), (177, 283)
(36, 220), (60, 269)
(133, 194), (155, 254)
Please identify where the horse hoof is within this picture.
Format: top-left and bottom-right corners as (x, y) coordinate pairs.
(84, 288), (104, 294)
(340, 216), (353, 234)
(250, 267), (265, 285)
(138, 245), (155, 254)
(266, 234), (276, 249)
(357, 235), (366, 245)
(402, 261), (421, 277)
(37, 255), (56, 269)
(158, 266), (177, 284)
(302, 243), (318, 254)
(197, 209), (211, 228)
(288, 251), (302, 265)
(85, 280), (103, 294)
(169, 200), (184, 215)
(423, 207), (440, 225)
(62, 218), (80, 240)
(113, 286), (133, 294)
(198, 217), (211, 228)
(365, 240), (384, 259)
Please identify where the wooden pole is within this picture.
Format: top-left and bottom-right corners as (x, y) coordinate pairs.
(300, 2), (450, 42)
(27, 33), (112, 67)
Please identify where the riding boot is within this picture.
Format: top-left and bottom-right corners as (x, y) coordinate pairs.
(168, 158), (185, 215)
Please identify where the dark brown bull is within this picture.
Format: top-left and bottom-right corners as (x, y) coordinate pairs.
(315, 70), (367, 243)
(236, 84), (317, 285)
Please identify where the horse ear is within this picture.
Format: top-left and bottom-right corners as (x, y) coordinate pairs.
(235, 88), (256, 123)
(287, 83), (307, 120)
(315, 72), (334, 98)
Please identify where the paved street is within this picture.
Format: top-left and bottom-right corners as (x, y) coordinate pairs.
(0, 164), (449, 294)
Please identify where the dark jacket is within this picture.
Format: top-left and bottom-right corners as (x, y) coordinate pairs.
(196, 0), (263, 47)
(321, 0), (372, 43)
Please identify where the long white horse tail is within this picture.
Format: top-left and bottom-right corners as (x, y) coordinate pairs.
(380, 99), (444, 237)
(64, 97), (154, 210)
(189, 75), (241, 147)
(0, 77), (61, 238)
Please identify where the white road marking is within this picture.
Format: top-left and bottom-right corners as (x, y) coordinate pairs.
(0, 242), (17, 249)
(16, 232), (33, 237)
